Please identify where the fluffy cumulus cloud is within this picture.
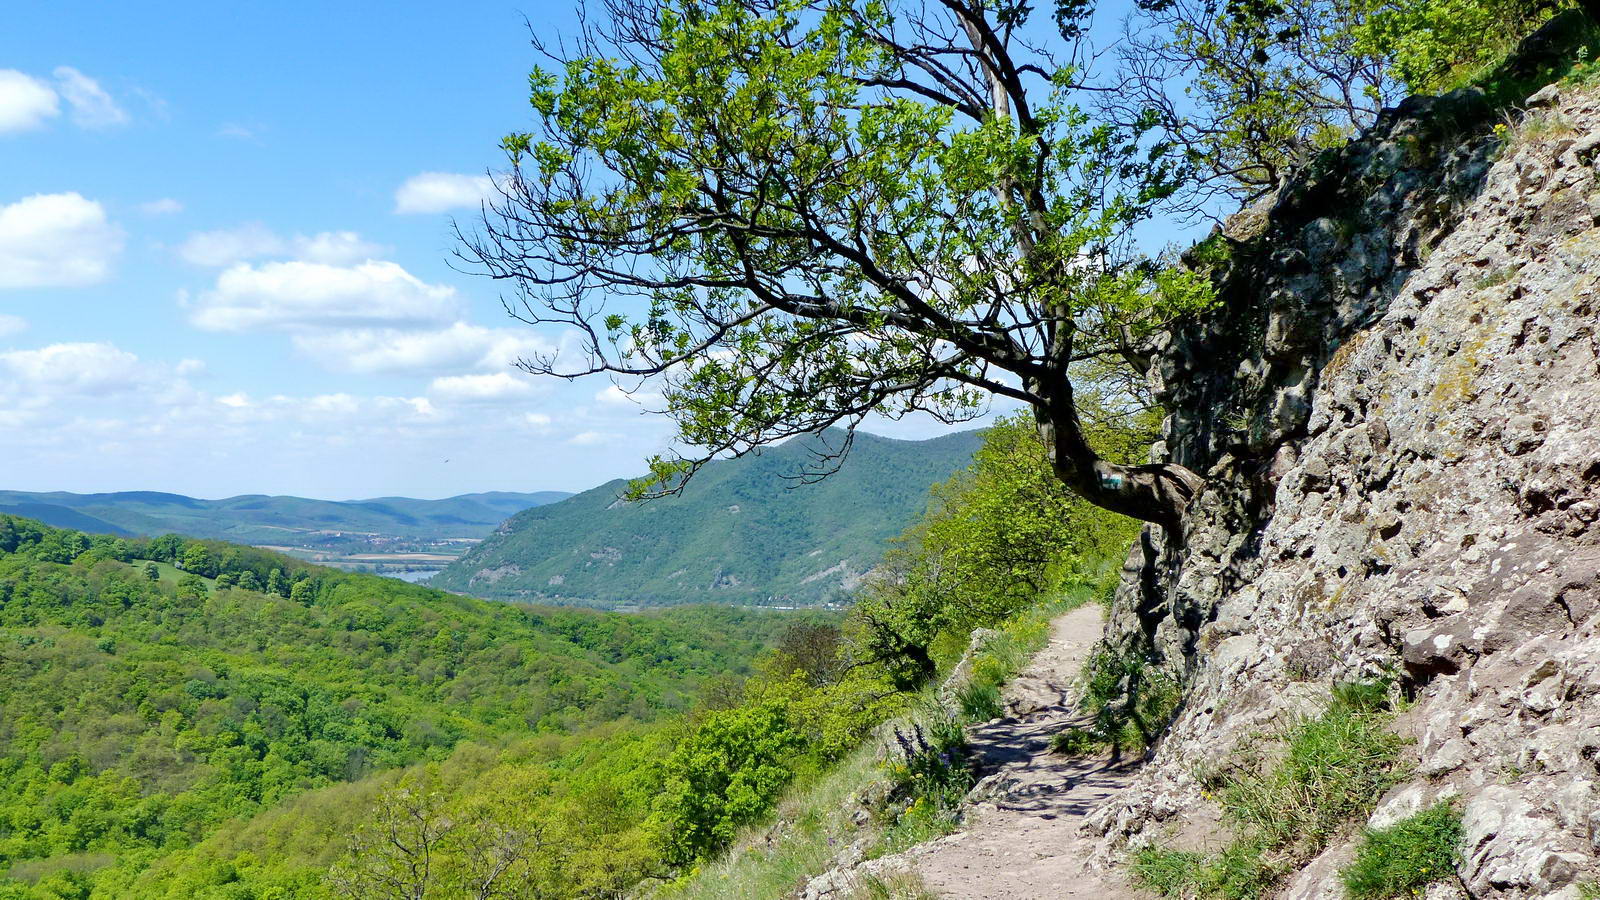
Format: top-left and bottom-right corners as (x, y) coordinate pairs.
(0, 342), (160, 401)
(568, 430), (622, 446)
(190, 259), (461, 333)
(595, 383), (665, 409)
(294, 230), (384, 265)
(0, 67), (127, 134)
(0, 70), (59, 133)
(0, 192), (123, 288)
(178, 224), (384, 267)
(292, 322), (550, 375)
(52, 67), (128, 128)
(394, 172), (494, 214)
(427, 372), (542, 403)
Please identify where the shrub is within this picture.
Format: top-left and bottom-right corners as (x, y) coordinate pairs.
(1340, 802), (1463, 900)
(650, 700), (806, 866)
(871, 712), (976, 855)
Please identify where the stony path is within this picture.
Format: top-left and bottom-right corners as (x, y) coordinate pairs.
(891, 604), (1148, 899)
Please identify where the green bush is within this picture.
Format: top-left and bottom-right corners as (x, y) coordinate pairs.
(650, 700), (807, 866)
(1340, 802), (1462, 899)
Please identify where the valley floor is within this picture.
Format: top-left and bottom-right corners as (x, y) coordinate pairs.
(854, 604), (1148, 899)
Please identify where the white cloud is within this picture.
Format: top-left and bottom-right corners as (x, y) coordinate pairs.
(524, 412), (552, 427)
(52, 67), (128, 129)
(191, 259), (461, 332)
(293, 230), (384, 265)
(217, 122), (259, 140)
(0, 342), (149, 398)
(0, 70), (59, 133)
(428, 371), (541, 403)
(0, 192), (123, 288)
(569, 430), (621, 446)
(178, 222), (285, 266)
(138, 198), (183, 216)
(178, 224), (386, 267)
(394, 172), (494, 214)
(595, 383), (665, 408)
(293, 322), (550, 375)
(0, 314), (25, 337)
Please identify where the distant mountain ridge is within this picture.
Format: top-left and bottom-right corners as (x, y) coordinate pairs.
(430, 428), (984, 607)
(0, 488), (573, 544)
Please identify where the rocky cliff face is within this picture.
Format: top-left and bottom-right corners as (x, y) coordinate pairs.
(1091, 60), (1600, 900)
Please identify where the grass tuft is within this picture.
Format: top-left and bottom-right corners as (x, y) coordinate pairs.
(1339, 802), (1462, 900)
(1134, 680), (1409, 899)
(956, 681), (1004, 722)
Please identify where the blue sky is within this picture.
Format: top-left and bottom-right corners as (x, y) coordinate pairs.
(0, 1), (1158, 500)
(3, 1), (716, 500)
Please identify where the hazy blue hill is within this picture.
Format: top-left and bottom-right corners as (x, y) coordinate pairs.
(0, 489), (573, 545)
(430, 428), (984, 607)
(0, 501), (133, 535)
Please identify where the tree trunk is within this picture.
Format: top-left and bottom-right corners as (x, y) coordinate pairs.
(1036, 409), (1204, 529)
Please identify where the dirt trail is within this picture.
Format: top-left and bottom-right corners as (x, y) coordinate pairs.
(892, 603), (1148, 899)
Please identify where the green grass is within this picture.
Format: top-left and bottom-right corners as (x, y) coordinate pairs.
(1462, 11), (1600, 108)
(1132, 839), (1276, 900)
(848, 869), (939, 899)
(1134, 681), (1409, 900)
(956, 680), (1004, 722)
(1340, 803), (1462, 900)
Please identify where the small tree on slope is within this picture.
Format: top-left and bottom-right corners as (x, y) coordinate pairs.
(467, 0), (1215, 526)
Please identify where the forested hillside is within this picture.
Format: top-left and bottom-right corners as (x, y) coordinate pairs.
(0, 490), (571, 545)
(0, 516), (808, 896)
(431, 429), (984, 607)
(8, 416), (1129, 900)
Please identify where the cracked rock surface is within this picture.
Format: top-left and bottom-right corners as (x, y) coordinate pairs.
(1091, 79), (1600, 899)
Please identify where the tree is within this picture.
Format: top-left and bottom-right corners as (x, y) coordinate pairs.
(328, 776), (457, 900)
(649, 699), (804, 864)
(1109, 0), (1400, 210)
(181, 543), (217, 578)
(468, 0), (1214, 527)
(1113, 0), (1595, 211)
(143, 562), (160, 582)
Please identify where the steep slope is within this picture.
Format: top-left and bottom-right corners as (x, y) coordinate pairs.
(0, 488), (571, 544)
(431, 428), (984, 607)
(1084, 36), (1600, 899)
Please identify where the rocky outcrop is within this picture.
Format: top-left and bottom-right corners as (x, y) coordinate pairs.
(1091, 37), (1600, 900)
